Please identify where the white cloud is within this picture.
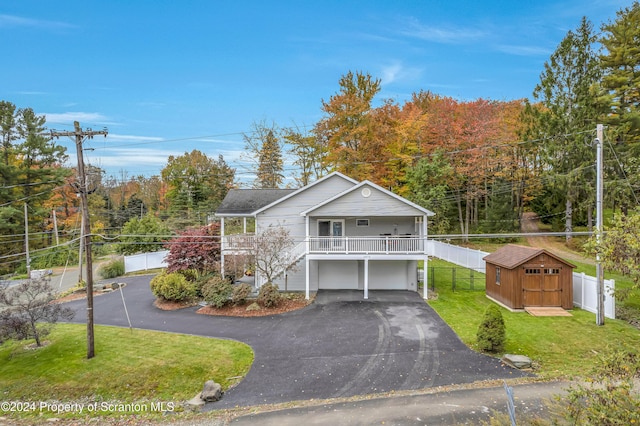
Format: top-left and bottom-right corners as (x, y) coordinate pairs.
(495, 44), (552, 56)
(44, 112), (118, 126)
(0, 14), (74, 30)
(380, 62), (424, 85)
(401, 18), (486, 44)
(106, 133), (164, 143)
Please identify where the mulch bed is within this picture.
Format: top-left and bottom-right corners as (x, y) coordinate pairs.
(196, 296), (312, 317)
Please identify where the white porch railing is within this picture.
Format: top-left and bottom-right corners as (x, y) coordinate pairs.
(308, 236), (424, 254)
(223, 234), (256, 250)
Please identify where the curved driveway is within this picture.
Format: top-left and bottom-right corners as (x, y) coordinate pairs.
(65, 276), (530, 408)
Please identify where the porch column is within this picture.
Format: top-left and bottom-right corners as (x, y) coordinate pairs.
(423, 255), (429, 300)
(364, 257), (369, 299)
(243, 217), (247, 234)
(305, 256), (310, 300)
(220, 217), (225, 277)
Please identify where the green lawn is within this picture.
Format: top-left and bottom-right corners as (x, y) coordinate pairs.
(0, 324), (253, 420)
(427, 259), (640, 379)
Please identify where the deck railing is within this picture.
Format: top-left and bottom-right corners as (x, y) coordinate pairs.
(223, 234), (425, 254)
(308, 236), (424, 254)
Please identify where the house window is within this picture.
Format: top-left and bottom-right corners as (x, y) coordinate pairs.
(356, 219), (369, 227)
(496, 267), (501, 285)
(545, 268), (560, 275)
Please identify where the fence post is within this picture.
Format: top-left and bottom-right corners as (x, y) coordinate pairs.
(452, 268), (456, 292)
(470, 268), (474, 290)
(431, 266), (435, 291)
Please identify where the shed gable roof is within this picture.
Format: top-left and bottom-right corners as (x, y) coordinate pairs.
(483, 244), (575, 269)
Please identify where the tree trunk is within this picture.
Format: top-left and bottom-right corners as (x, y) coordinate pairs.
(565, 198), (572, 243)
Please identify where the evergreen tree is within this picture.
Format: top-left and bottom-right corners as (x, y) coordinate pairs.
(243, 121), (285, 189)
(256, 129), (284, 188)
(0, 102), (69, 272)
(598, 2), (640, 212)
(528, 17), (601, 241)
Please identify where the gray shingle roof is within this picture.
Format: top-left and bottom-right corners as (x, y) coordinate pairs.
(215, 189), (296, 215)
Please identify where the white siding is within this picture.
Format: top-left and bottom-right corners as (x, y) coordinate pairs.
(256, 175), (356, 238)
(308, 184), (425, 217)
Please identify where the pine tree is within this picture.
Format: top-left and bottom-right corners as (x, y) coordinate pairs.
(529, 17), (601, 241)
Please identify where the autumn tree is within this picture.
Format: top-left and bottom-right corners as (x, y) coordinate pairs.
(285, 127), (329, 187)
(243, 121), (285, 188)
(164, 223), (221, 274)
(315, 71), (382, 180)
(528, 17), (601, 241)
(161, 150), (235, 228)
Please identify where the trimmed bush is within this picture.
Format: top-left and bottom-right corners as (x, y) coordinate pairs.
(232, 283), (252, 305)
(257, 282), (281, 308)
(201, 275), (233, 308)
(150, 271), (197, 302)
(476, 304), (506, 353)
(98, 258), (125, 279)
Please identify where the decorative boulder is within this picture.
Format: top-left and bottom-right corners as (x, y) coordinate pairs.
(200, 380), (223, 402)
(502, 354), (532, 369)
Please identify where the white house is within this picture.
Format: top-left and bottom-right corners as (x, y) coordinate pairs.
(215, 172), (434, 300)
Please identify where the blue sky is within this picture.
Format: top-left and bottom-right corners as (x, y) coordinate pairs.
(0, 1), (632, 185)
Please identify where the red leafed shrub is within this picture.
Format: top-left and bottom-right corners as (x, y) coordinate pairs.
(164, 223), (221, 274)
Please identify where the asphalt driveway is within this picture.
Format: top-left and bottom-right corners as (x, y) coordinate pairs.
(64, 276), (530, 408)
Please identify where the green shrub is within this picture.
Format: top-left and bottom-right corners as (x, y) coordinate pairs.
(178, 269), (200, 282)
(231, 283), (253, 305)
(201, 275), (233, 308)
(257, 282), (281, 308)
(149, 271), (197, 302)
(98, 258), (125, 279)
(246, 302), (261, 312)
(476, 304), (506, 353)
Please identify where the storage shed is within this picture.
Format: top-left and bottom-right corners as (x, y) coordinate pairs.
(483, 245), (575, 310)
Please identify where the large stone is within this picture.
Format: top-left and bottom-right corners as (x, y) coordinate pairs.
(184, 393), (205, 412)
(200, 380), (223, 402)
(502, 353), (532, 369)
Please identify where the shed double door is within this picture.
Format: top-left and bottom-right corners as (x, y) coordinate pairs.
(522, 266), (562, 307)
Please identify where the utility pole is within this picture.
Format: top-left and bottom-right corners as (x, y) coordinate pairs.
(595, 124), (605, 326)
(50, 121), (108, 359)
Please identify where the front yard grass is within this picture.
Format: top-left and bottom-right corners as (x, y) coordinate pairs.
(427, 259), (640, 380)
(0, 323), (253, 420)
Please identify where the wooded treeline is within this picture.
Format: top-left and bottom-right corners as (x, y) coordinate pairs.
(1, 4), (639, 272)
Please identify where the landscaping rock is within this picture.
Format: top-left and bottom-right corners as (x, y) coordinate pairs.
(184, 393), (205, 412)
(201, 380), (223, 402)
(502, 353), (532, 369)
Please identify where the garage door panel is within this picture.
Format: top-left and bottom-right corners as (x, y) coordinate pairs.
(369, 261), (409, 290)
(319, 261), (358, 289)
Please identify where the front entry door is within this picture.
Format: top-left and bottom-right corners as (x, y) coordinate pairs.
(318, 219), (344, 251)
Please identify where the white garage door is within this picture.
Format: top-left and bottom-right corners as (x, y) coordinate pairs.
(318, 261), (358, 289)
(368, 261), (409, 290)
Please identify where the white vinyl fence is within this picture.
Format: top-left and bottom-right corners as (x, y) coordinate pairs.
(124, 250), (169, 274)
(427, 240), (616, 319)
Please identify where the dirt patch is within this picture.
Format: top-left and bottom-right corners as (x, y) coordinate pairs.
(197, 295), (313, 317)
(521, 212), (594, 265)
